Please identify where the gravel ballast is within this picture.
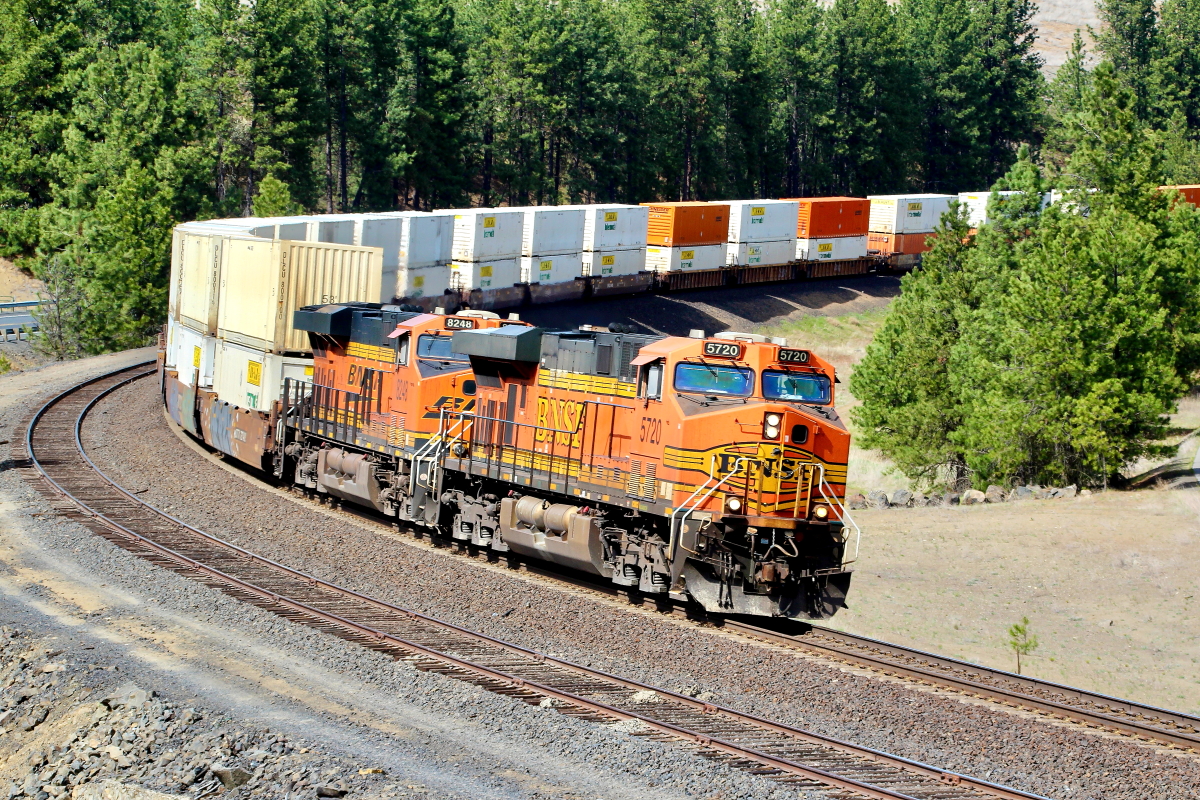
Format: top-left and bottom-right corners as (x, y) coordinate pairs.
(9, 355), (1200, 799)
(0, 354), (814, 800)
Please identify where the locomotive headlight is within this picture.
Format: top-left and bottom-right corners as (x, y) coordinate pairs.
(725, 495), (743, 513)
(763, 412), (782, 440)
(813, 504), (829, 520)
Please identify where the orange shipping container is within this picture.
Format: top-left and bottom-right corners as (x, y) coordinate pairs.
(1159, 185), (1200, 206)
(642, 202), (729, 246)
(787, 197), (870, 238)
(868, 231), (932, 256)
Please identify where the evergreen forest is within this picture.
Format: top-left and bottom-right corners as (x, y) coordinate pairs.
(4, 0), (1200, 488)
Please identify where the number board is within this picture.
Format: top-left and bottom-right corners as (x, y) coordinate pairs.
(444, 317), (477, 330)
(777, 348), (810, 364)
(703, 341), (742, 359)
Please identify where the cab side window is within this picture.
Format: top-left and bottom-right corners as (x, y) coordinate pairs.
(395, 333), (410, 366)
(639, 360), (663, 400)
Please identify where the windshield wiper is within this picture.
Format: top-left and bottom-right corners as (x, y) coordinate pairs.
(675, 393), (749, 407)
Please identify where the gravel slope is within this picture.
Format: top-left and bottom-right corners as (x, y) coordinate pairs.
(0, 354), (810, 800)
(73, 373), (1200, 800)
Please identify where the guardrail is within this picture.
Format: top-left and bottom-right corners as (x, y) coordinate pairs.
(0, 300), (48, 341)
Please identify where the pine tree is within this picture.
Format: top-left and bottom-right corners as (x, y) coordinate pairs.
(253, 174), (301, 216)
(1095, 0), (1159, 120)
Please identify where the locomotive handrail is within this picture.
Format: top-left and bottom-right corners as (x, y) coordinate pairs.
(668, 455), (749, 561)
(816, 469), (861, 564)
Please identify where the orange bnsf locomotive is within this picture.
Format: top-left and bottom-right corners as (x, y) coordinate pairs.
(276, 304), (858, 619)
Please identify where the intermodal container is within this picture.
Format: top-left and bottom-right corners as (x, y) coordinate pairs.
(957, 191), (1022, 228)
(577, 205), (649, 250)
(1159, 185), (1200, 206)
(395, 264), (453, 303)
(726, 200), (800, 243)
(360, 212), (454, 301)
(213, 338), (313, 414)
(520, 253), (584, 285)
(452, 209), (524, 261)
(582, 248), (646, 277)
(517, 207), (586, 256)
(217, 239), (383, 354)
(867, 232), (933, 256)
(726, 239), (795, 267)
(172, 228), (225, 335)
(789, 197), (870, 238)
(168, 320), (218, 389)
(643, 202), (729, 247)
(868, 194), (955, 234)
(796, 235), (868, 262)
(450, 259), (519, 291)
(645, 244), (725, 272)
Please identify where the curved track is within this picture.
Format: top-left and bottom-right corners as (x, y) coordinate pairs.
(17, 363), (1054, 800)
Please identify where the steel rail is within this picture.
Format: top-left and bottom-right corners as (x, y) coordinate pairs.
(14, 363), (1050, 800)
(719, 618), (1200, 752)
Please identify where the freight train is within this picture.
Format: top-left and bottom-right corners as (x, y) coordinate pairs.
(161, 302), (859, 620)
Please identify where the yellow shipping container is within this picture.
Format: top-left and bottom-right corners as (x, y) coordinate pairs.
(217, 239), (382, 354)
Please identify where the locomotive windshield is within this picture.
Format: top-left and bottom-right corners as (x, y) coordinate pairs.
(417, 334), (467, 362)
(762, 370), (831, 404)
(674, 362), (754, 396)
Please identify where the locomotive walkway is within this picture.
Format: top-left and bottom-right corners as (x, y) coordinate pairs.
(17, 362), (1050, 800)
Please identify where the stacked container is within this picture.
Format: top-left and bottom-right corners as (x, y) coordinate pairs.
(516, 206), (585, 286)
(450, 209), (523, 291)
(867, 194), (955, 256)
(577, 204), (648, 278)
(786, 197), (869, 262)
(642, 202), (729, 272)
(957, 191), (1022, 229)
(165, 219), (384, 415)
(724, 200), (799, 267)
(357, 212), (455, 302)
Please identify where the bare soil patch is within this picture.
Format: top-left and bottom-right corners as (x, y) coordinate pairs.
(829, 488), (1200, 715)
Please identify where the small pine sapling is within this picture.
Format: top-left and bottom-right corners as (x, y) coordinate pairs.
(1007, 616), (1039, 675)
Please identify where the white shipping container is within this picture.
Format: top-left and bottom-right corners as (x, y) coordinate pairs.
(582, 248), (645, 277)
(451, 209), (524, 261)
(868, 194), (956, 234)
(796, 235), (868, 261)
(450, 259), (520, 291)
(213, 339), (313, 414)
(578, 204), (648, 250)
(520, 253), (584, 284)
(958, 191), (1022, 228)
(398, 211), (455, 268)
(310, 215), (358, 245)
(217, 238), (383, 354)
(172, 323), (218, 388)
(274, 218), (309, 240)
(519, 207), (586, 256)
(726, 200), (800, 243)
(726, 239), (796, 267)
(396, 264), (454, 300)
(645, 244), (725, 273)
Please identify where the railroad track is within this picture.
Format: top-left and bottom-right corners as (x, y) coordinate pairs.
(16, 365), (1055, 800)
(140, 359), (1200, 759)
(721, 620), (1200, 753)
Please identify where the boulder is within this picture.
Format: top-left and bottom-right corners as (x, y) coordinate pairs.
(103, 685), (149, 710)
(1034, 486), (1052, 500)
(961, 489), (986, 505)
(927, 491), (944, 506)
(890, 489), (913, 507)
(984, 485), (1006, 503)
(1058, 484), (1077, 499)
(1079, 488), (1092, 498)
(847, 493), (868, 510)
(911, 492), (928, 507)
(210, 765), (251, 789)
(944, 492), (961, 506)
(1009, 486), (1034, 501)
(867, 489), (890, 509)
(316, 788), (347, 799)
